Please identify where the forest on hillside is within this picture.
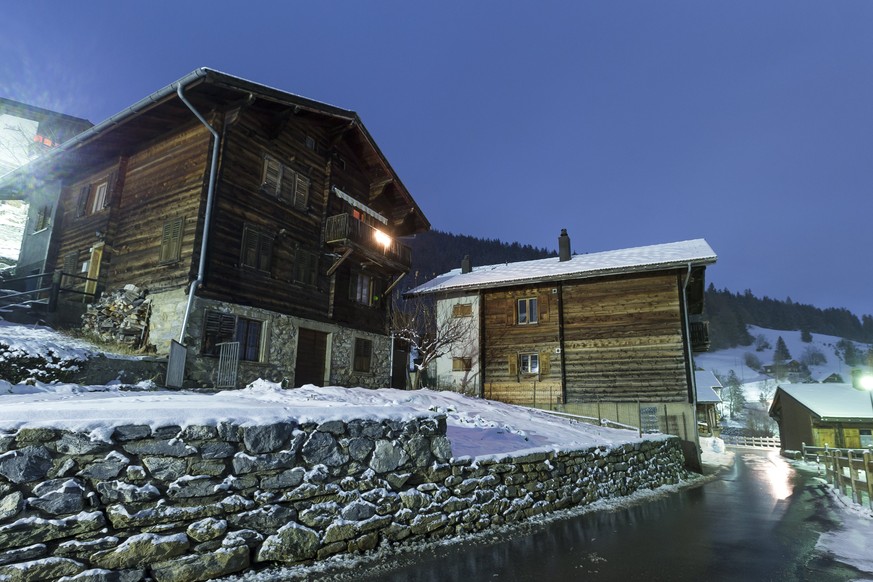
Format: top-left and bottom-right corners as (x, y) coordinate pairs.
(404, 230), (873, 349)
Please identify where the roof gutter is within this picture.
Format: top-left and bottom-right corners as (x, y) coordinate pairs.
(681, 263), (698, 411)
(175, 82), (220, 344)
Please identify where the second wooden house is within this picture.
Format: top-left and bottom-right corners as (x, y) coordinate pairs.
(406, 231), (716, 468)
(0, 68), (429, 388)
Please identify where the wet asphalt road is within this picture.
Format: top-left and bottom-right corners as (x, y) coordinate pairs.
(342, 449), (867, 581)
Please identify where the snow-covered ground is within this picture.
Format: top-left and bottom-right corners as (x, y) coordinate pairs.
(0, 200), (27, 262)
(1, 320), (871, 579)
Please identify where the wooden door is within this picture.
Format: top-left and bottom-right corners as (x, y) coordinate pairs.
(842, 428), (861, 449)
(295, 328), (327, 387)
(813, 427), (836, 448)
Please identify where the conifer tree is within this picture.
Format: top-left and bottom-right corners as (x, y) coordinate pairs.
(773, 336), (791, 363)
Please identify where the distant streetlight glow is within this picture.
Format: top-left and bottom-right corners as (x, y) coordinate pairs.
(859, 374), (873, 392)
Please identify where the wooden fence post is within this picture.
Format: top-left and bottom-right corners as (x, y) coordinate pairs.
(848, 451), (860, 505)
(865, 452), (872, 510)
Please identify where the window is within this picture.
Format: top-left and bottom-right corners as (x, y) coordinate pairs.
(240, 225), (274, 272)
(452, 357), (472, 372)
(160, 217), (184, 264)
(202, 310), (263, 362)
(261, 155), (310, 211)
(519, 353), (539, 375)
(33, 206), (51, 231)
(353, 338), (372, 373)
(517, 297), (538, 325)
(350, 271), (373, 305)
(90, 182), (108, 214)
(305, 135), (317, 151)
(861, 430), (873, 447)
(452, 303), (473, 318)
(293, 248), (318, 286)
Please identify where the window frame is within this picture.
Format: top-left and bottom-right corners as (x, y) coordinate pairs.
(90, 182), (108, 214)
(519, 352), (539, 375)
(452, 303), (473, 318)
(517, 297), (538, 325)
(261, 154), (310, 211)
(350, 271), (373, 306)
(353, 337), (373, 373)
(240, 224), (274, 273)
(201, 310), (264, 363)
(293, 247), (319, 286)
(452, 357), (473, 372)
(33, 205), (51, 232)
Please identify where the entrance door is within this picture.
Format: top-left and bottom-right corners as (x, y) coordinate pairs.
(295, 328), (327, 387)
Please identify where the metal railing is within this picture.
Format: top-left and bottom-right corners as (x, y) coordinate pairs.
(216, 342), (240, 389)
(324, 213), (412, 267)
(0, 270), (100, 311)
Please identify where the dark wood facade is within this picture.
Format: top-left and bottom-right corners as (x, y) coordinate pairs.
(2, 69), (428, 386)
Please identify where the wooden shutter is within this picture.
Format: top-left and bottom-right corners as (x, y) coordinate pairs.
(293, 173), (310, 210)
(540, 352), (551, 377)
(160, 217), (183, 263)
(106, 169), (120, 207)
(508, 298), (517, 325)
(257, 234), (274, 272)
(76, 184), (91, 217)
(539, 294), (549, 322)
(262, 156), (282, 196)
(508, 354), (518, 377)
(241, 226), (259, 268)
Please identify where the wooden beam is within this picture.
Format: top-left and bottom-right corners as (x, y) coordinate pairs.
(383, 272), (406, 296)
(326, 248), (354, 277)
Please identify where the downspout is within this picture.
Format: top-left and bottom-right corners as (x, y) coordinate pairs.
(176, 84), (220, 344)
(681, 263), (699, 456)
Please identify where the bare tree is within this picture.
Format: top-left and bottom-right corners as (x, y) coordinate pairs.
(390, 293), (476, 389)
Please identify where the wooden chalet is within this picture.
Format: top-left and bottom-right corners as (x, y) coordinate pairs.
(769, 382), (873, 450)
(406, 231), (716, 468)
(0, 68), (429, 388)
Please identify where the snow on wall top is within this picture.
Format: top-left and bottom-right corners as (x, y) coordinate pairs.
(407, 238), (717, 295)
(776, 383), (873, 420)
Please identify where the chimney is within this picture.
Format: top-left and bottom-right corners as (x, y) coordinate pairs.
(461, 255), (472, 274)
(558, 229), (571, 262)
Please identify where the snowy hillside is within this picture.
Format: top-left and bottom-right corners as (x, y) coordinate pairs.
(695, 325), (871, 401)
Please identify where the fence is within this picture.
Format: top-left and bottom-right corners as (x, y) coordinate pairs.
(0, 270), (100, 311)
(721, 435), (781, 449)
(802, 443), (873, 509)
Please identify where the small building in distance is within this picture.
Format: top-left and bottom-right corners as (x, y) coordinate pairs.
(406, 230), (716, 469)
(695, 370), (723, 436)
(768, 382), (873, 450)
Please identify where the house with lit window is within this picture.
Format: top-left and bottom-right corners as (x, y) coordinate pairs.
(0, 69), (429, 388)
(0, 98), (91, 278)
(406, 231), (716, 469)
(768, 382), (873, 451)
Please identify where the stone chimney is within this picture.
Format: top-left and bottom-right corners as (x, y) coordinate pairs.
(558, 229), (571, 262)
(461, 255), (472, 274)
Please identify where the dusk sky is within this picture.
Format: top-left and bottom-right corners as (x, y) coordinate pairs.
(3, 1), (871, 318)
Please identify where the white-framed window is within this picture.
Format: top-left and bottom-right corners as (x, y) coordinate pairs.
(350, 271), (372, 305)
(519, 352), (539, 375)
(861, 429), (873, 447)
(90, 182), (108, 214)
(517, 297), (538, 325)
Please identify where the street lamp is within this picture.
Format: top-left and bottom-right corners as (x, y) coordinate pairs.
(859, 373), (873, 426)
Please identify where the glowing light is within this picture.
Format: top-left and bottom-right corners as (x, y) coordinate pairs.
(858, 374), (873, 391)
(374, 229), (391, 248)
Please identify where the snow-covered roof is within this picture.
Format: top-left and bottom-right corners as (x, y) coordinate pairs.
(695, 371), (722, 403)
(773, 383), (873, 421)
(407, 239), (716, 295)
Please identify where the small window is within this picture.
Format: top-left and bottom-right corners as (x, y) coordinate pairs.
(202, 310), (263, 362)
(240, 225), (274, 272)
(452, 303), (473, 318)
(90, 182), (108, 214)
(517, 297), (538, 325)
(305, 135), (317, 151)
(353, 338), (372, 373)
(160, 217), (184, 264)
(350, 271), (373, 305)
(452, 357), (472, 372)
(519, 353), (539, 375)
(293, 248), (318, 286)
(33, 205), (51, 231)
(861, 429), (873, 447)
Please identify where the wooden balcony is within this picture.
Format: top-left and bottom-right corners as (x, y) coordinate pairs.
(690, 321), (710, 353)
(324, 213), (412, 272)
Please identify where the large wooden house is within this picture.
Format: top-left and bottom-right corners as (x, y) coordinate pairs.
(0, 68), (429, 388)
(406, 231), (716, 467)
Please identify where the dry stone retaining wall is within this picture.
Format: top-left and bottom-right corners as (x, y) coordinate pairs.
(0, 415), (689, 581)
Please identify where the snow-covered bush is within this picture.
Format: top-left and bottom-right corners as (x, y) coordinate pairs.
(0, 342), (85, 384)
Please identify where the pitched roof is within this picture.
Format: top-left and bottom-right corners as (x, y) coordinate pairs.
(695, 371), (723, 404)
(772, 383), (873, 421)
(0, 68), (429, 234)
(407, 238), (716, 295)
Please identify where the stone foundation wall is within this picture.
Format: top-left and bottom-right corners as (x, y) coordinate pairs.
(0, 416), (689, 582)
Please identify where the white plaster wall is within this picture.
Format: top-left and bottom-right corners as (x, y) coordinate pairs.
(434, 293), (481, 396)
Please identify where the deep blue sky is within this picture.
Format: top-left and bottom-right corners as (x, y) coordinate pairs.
(3, 1), (872, 318)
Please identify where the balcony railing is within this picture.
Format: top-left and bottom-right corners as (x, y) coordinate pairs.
(690, 321), (710, 352)
(324, 213), (412, 270)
